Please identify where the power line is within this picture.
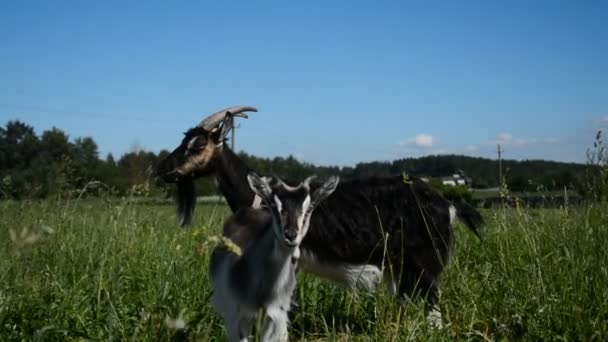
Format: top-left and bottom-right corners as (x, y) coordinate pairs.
(0, 103), (177, 123)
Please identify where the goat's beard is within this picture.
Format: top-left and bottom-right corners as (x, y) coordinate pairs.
(176, 177), (196, 227)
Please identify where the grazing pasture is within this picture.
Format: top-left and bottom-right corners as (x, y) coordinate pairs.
(0, 197), (607, 341)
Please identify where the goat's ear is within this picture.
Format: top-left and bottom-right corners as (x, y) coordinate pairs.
(247, 172), (272, 202)
(311, 176), (339, 207)
(218, 115), (235, 142)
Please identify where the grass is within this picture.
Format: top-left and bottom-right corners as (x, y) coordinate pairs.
(1, 196), (607, 341)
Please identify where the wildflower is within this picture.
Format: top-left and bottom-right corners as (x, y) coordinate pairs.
(191, 227), (202, 238)
(208, 235), (242, 256)
(9, 227), (41, 246)
(165, 309), (187, 330)
(39, 225), (55, 234)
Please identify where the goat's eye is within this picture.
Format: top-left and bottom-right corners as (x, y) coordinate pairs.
(186, 136), (206, 151)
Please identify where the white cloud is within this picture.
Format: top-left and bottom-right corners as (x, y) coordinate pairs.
(489, 133), (560, 150)
(513, 138), (528, 147)
(400, 133), (434, 148)
(466, 145), (478, 152)
(414, 134), (434, 147)
(495, 132), (513, 144)
(492, 132), (522, 146)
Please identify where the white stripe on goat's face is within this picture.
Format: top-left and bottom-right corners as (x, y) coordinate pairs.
(272, 194), (284, 244)
(297, 195), (312, 243)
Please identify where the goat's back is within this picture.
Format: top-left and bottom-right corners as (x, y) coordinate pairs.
(305, 176), (454, 267)
(223, 207), (272, 249)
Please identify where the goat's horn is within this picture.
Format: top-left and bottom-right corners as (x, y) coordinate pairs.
(274, 176), (288, 189)
(198, 106), (258, 130)
(303, 175), (317, 190)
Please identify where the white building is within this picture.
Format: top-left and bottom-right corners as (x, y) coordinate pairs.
(440, 172), (471, 187)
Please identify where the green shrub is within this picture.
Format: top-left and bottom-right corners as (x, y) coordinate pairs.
(429, 178), (473, 203)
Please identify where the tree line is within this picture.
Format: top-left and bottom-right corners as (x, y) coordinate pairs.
(241, 153), (587, 192)
(0, 120), (600, 200)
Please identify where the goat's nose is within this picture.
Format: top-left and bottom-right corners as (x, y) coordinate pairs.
(284, 230), (297, 242)
(159, 169), (179, 183)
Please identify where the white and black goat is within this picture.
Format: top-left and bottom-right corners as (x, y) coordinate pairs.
(156, 106), (484, 325)
(210, 173), (339, 342)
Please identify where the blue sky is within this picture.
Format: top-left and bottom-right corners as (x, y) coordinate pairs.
(1, 1), (607, 166)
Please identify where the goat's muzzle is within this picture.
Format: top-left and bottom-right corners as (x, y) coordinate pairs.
(160, 169), (181, 183)
(284, 230), (298, 247)
(156, 149), (186, 183)
(156, 158), (181, 183)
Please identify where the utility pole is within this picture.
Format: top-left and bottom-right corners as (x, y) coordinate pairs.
(231, 123), (241, 151)
(497, 144), (504, 186)
(231, 124), (235, 150)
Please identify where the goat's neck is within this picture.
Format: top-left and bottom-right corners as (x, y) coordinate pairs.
(213, 147), (256, 212)
(244, 225), (298, 277)
(255, 225), (296, 262)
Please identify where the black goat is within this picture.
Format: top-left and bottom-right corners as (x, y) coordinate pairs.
(156, 106), (484, 326)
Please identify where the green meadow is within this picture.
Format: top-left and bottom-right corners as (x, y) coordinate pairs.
(1, 197), (607, 341)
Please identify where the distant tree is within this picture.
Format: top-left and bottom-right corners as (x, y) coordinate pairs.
(0, 121), (42, 198)
(73, 137), (99, 165)
(0, 119), (592, 201)
(106, 153), (116, 166)
(40, 128), (71, 161)
(353, 161), (392, 178)
(72, 136), (101, 185)
(507, 174), (532, 192)
(115, 151), (156, 192)
(0, 120), (40, 170)
(38, 127), (76, 196)
(157, 150), (170, 163)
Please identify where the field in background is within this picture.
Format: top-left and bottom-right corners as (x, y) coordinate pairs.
(1, 198), (607, 341)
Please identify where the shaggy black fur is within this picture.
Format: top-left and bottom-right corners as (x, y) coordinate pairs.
(176, 177), (196, 227)
(304, 176), (459, 304)
(157, 128), (484, 307)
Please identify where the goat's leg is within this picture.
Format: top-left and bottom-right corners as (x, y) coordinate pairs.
(224, 314), (243, 342)
(240, 315), (256, 342)
(226, 319), (245, 342)
(260, 306), (289, 342)
(225, 311), (255, 342)
(398, 266), (444, 329)
(424, 285), (443, 329)
(415, 274), (443, 329)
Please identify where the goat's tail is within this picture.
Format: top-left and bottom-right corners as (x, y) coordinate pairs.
(452, 201), (484, 240)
